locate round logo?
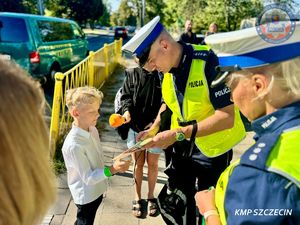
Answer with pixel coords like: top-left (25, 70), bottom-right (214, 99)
top-left (256, 4), bottom-right (296, 44)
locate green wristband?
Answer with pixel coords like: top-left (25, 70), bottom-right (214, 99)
top-left (104, 166), bottom-right (113, 177)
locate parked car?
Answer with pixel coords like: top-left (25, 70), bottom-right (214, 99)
top-left (114, 27), bottom-right (128, 40)
top-left (0, 12), bottom-right (89, 83)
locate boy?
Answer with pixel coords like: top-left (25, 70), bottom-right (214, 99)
top-left (62, 86), bottom-right (130, 225)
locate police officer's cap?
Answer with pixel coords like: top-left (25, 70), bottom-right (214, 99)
top-left (206, 22), bottom-right (300, 87)
top-left (122, 16), bottom-right (164, 67)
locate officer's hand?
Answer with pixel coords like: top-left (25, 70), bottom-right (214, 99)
top-left (195, 189), bottom-right (217, 215)
top-left (143, 130), bottom-right (176, 149)
top-left (136, 125), bottom-right (160, 142)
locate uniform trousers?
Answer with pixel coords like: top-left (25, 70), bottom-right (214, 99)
top-left (160, 141), bottom-right (232, 225)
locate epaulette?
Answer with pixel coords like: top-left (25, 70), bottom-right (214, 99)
top-left (192, 50), bottom-right (209, 61)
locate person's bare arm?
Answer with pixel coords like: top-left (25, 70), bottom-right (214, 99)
top-left (144, 104), bottom-right (234, 149)
top-left (136, 103), bottom-right (166, 140)
top-left (195, 189), bottom-right (222, 225)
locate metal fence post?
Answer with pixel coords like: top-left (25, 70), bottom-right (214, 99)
top-left (103, 43), bottom-right (109, 78)
top-left (49, 72), bottom-right (65, 158)
top-left (118, 38), bottom-right (123, 61)
top-left (88, 51), bottom-right (95, 86)
top-left (114, 39), bottom-right (118, 63)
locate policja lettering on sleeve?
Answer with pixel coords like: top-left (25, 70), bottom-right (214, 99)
top-left (215, 87), bottom-right (231, 98)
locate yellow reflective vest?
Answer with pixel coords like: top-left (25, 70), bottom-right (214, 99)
top-left (161, 45), bottom-right (246, 157)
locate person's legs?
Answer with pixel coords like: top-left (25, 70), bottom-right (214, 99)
top-left (74, 195), bottom-right (103, 225)
top-left (146, 152), bottom-right (160, 199)
top-left (132, 149), bottom-right (145, 218)
top-left (132, 151), bottom-right (146, 200)
top-left (127, 129), bottom-right (146, 217)
top-left (164, 146), bottom-right (173, 167)
top-left (160, 144), bottom-right (197, 225)
top-left (146, 151), bottom-right (160, 216)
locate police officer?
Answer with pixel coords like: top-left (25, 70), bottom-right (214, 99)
top-left (195, 22), bottom-right (300, 225)
top-left (122, 16), bottom-right (246, 225)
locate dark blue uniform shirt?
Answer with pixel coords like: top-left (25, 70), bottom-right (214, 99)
top-left (225, 101), bottom-right (300, 225)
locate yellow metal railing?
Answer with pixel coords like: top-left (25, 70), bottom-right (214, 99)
top-left (49, 38), bottom-right (123, 157)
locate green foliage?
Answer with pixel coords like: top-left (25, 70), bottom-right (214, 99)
top-left (2, 0), bottom-right (298, 31)
top-left (52, 131), bottom-right (68, 175)
top-left (53, 155), bottom-right (66, 175)
top-left (201, 0), bottom-right (263, 31)
top-left (0, 0), bottom-right (24, 12)
top-left (0, 0), bottom-right (38, 14)
top-left (163, 0), bottom-right (264, 32)
top-left (46, 0), bottom-right (104, 25)
top-left (22, 0), bottom-right (39, 14)
top-left (162, 0), bottom-right (206, 32)
top-left (112, 0), bottom-right (166, 27)
top-left (98, 5), bottom-right (111, 26)
top-left (110, 0), bottom-right (137, 26)
top-left (145, 0), bottom-right (166, 24)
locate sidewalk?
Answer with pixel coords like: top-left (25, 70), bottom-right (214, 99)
top-left (42, 58), bottom-right (255, 225)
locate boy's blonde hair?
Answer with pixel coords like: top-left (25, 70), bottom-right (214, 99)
top-left (66, 86), bottom-right (104, 110)
top-left (0, 60), bottom-right (56, 225)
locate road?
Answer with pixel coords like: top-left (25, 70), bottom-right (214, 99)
top-left (86, 34), bottom-right (114, 51)
top-left (86, 34), bottom-right (130, 51)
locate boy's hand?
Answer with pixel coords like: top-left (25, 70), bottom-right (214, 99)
top-left (110, 158), bottom-right (131, 174)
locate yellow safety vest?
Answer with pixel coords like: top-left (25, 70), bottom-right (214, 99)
top-left (161, 45), bottom-right (246, 157)
top-left (215, 160), bottom-right (239, 225)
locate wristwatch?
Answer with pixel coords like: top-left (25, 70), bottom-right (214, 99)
top-left (175, 130), bottom-right (185, 141)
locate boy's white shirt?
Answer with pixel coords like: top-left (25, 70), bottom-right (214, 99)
top-left (62, 124), bottom-right (108, 205)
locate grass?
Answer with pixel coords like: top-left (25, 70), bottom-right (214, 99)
top-left (53, 131), bottom-right (69, 175)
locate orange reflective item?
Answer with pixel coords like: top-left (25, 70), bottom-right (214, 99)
top-left (109, 113), bottom-right (125, 128)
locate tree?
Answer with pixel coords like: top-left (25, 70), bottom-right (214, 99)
top-left (115, 0), bottom-right (166, 27)
top-left (0, 0), bottom-right (38, 14)
top-left (111, 0), bottom-right (141, 26)
top-left (198, 0), bottom-right (263, 31)
top-left (145, 0), bottom-right (166, 24)
top-left (22, 0), bottom-right (39, 14)
top-left (163, 0), bottom-right (263, 33)
top-left (46, 0), bottom-right (104, 26)
top-left (117, 0), bottom-right (136, 26)
top-left (0, 0), bottom-right (24, 12)
top-left (162, 0), bottom-right (207, 32)
top-left (110, 12), bottom-right (119, 26)
top-left (98, 5), bottom-right (110, 26)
